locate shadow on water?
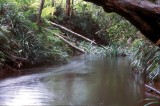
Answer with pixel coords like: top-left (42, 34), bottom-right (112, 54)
top-left (0, 55), bottom-right (146, 106)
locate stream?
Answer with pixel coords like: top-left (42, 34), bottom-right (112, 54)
top-left (0, 55), bottom-right (146, 106)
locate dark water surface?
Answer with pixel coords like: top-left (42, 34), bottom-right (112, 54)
top-left (0, 55), bottom-right (145, 106)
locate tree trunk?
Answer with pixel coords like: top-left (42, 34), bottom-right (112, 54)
top-left (66, 0), bottom-right (71, 16)
top-left (37, 0), bottom-right (45, 25)
top-left (52, 0), bottom-right (54, 7)
top-left (71, 0), bottom-right (74, 16)
top-left (84, 0), bottom-right (160, 46)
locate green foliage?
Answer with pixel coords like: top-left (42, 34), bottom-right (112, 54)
top-left (107, 14), bottom-right (137, 45)
top-left (77, 41), bottom-right (128, 56)
top-left (51, 0), bottom-right (135, 58)
top-left (78, 41), bottom-right (106, 54)
top-left (139, 98), bottom-right (160, 106)
top-left (42, 6), bottom-right (56, 18)
top-left (130, 38), bottom-right (160, 80)
top-left (104, 44), bottom-right (129, 56)
top-left (0, 51), bottom-right (6, 67)
top-left (0, 1), bottom-right (72, 69)
top-left (72, 0), bottom-right (137, 45)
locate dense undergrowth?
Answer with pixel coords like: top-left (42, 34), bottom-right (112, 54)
top-left (130, 39), bottom-right (160, 81)
top-left (0, 1), bottom-right (73, 73)
top-left (53, 0), bottom-right (136, 55)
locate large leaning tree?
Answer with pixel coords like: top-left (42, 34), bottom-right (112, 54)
top-left (84, 0), bottom-right (160, 46)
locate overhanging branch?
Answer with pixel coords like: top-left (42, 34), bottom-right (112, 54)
top-left (84, 0), bottom-right (160, 46)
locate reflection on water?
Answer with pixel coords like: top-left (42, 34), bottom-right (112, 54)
top-left (0, 55), bottom-right (144, 106)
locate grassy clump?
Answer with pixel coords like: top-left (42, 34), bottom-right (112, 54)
top-left (130, 38), bottom-right (160, 81)
top-left (0, 2), bottom-right (73, 70)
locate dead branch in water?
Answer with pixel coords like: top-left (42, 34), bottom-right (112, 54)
top-left (145, 84), bottom-right (160, 95)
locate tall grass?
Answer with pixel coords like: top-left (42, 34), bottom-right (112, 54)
top-left (0, 1), bottom-right (72, 69)
top-left (130, 38), bottom-right (160, 81)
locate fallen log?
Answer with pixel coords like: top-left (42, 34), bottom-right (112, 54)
top-left (60, 34), bottom-right (76, 43)
top-left (55, 34), bottom-right (86, 53)
top-left (45, 28), bottom-right (86, 53)
top-left (145, 84), bottom-right (160, 95)
top-left (49, 21), bottom-right (97, 45)
top-left (48, 22), bottom-right (108, 50)
top-left (44, 28), bottom-right (86, 53)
